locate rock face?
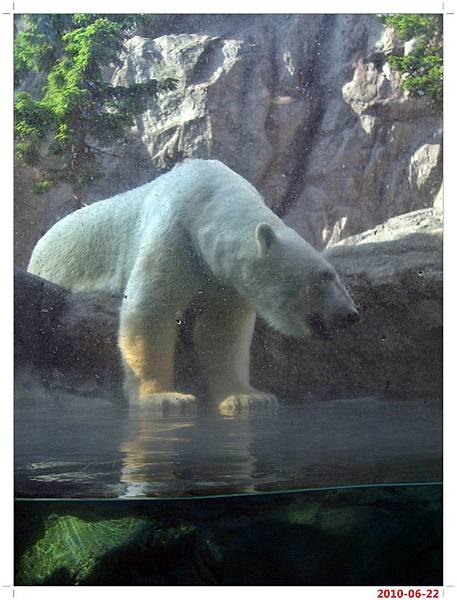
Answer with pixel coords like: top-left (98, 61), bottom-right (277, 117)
top-left (14, 14), bottom-right (442, 266)
top-left (15, 205), bottom-right (442, 402)
top-left (14, 269), bottom-right (121, 400)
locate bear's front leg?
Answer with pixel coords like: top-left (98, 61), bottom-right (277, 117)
top-left (193, 292), bottom-right (279, 416)
top-left (119, 303), bottom-right (196, 412)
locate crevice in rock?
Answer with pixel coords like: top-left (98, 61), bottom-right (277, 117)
top-left (190, 37), bottom-right (224, 86)
top-left (275, 15), bottom-right (335, 220)
top-left (259, 28), bottom-right (280, 184)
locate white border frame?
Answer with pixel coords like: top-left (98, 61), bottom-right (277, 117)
top-left (2, 1), bottom-right (455, 598)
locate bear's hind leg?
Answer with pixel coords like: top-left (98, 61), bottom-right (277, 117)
top-left (193, 293), bottom-right (278, 415)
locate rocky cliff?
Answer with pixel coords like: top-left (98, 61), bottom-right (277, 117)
top-left (15, 14), bottom-right (442, 266)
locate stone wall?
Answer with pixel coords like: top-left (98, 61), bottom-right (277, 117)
top-left (15, 14), bottom-right (442, 267)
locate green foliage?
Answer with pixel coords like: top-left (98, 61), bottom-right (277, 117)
top-left (380, 14), bottom-right (441, 40)
top-left (379, 14), bottom-right (442, 109)
top-left (14, 14), bottom-right (177, 194)
top-left (33, 179), bottom-right (53, 194)
top-left (14, 15), bottom-right (73, 84)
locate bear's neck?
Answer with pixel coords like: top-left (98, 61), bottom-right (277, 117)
top-left (194, 212), bottom-right (280, 288)
top-left (189, 185), bottom-right (284, 290)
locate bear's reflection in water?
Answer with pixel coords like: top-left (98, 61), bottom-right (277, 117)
top-left (14, 395), bottom-right (442, 498)
top-left (119, 405), bottom-right (262, 498)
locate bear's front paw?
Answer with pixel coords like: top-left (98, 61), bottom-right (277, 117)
top-left (132, 392), bottom-right (197, 414)
top-left (218, 392), bottom-right (279, 416)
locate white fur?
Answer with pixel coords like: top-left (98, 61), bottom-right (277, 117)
top-left (28, 159), bottom-right (357, 412)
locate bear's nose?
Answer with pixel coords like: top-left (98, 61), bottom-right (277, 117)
top-left (346, 309), bottom-right (360, 325)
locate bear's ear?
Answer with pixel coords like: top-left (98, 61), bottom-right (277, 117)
top-left (256, 223), bottom-right (277, 256)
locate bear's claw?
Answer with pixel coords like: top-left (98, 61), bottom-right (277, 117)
top-left (218, 392), bottom-right (279, 416)
top-left (132, 392), bottom-right (197, 413)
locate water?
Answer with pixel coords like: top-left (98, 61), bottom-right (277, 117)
top-left (15, 394), bottom-right (442, 498)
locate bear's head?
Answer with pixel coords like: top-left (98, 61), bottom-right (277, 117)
top-left (241, 223), bottom-right (360, 340)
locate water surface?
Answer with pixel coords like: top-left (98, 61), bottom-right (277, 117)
top-left (15, 394), bottom-right (442, 498)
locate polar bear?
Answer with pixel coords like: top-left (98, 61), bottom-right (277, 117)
top-left (28, 159), bottom-right (359, 414)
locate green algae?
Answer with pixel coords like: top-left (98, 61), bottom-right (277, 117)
top-left (16, 513), bottom-right (194, 585)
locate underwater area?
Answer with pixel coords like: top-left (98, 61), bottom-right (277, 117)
top-left (15, 483), bottom-right (443, 586)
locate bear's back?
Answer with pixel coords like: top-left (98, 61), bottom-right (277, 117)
top-left (27, 181), bottom-right (156, 294)
top-left (27, 159), bottom-right (269, 294)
